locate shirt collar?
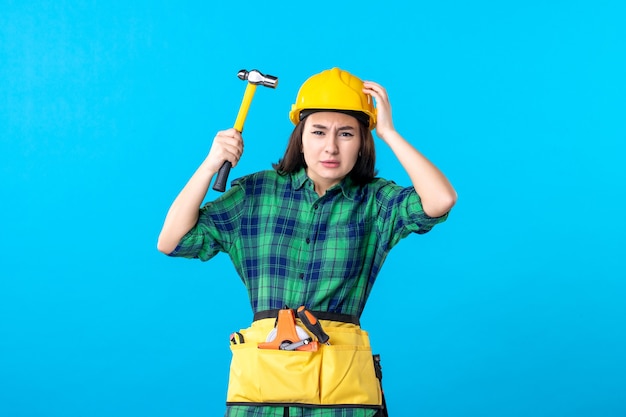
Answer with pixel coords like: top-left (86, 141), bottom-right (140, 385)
top-left (291, 168), bottom-right (311, 190)
top-left (290, 168), bottom-right (358, 201)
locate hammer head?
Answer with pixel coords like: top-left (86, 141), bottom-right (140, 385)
top-left (238, 69), bottom-right (278, 88)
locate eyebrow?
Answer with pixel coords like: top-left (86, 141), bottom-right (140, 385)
top-left (311, 124), bottom-right (356, 131)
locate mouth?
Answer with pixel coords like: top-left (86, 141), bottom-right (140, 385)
top-left (321, 160), bottom-right (340, 168)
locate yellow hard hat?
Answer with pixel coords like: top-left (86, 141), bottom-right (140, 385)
top-left (289, 67), bottom-right (377, 130)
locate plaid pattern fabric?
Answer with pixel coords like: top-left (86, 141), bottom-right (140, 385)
top-left (171, 168), bottom-right (447, 317)
top-left (170, 168), bottom-right (448, 416)
top-left (225, 405), bottom-right (379, 417)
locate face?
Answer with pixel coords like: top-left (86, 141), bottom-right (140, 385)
top-left (301, 111), bottom-right (361, 195)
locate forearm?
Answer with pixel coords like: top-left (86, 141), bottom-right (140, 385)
top-left (158, 128), bottom-right (244, 254)
top-left (384, 131), bottom-right (457, 217)
top-left (157, 162), bottom-right (216, 254)
top-left (362, 81), bottom-right (456, 217)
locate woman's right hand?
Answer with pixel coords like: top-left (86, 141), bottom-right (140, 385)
top-left (203, 128), bottom-right (244, 174)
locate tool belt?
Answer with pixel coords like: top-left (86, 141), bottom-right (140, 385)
top-left (226, 308), bottom-right (383, 409)
top-left (252, 309), bottom-right (361, 325)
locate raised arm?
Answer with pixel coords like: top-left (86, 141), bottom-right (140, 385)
top-left (157, 128), bottom-right (244, 254)
top-left (363, 81), bottom-right (457, 218)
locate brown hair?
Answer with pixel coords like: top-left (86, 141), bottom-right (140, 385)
top-left (272, 115), bottom-right (378, 186)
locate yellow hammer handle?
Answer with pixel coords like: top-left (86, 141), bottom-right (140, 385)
top-left (233, 83), bottom-right (257, 132)
top-left (214, 82), bottom-right (258, 192)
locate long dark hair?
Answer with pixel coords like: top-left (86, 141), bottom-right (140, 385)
top-left (272, 116), bottom-right (378, 186)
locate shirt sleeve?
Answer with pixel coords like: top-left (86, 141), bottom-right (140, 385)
top-left (168, 184), bottom-right (245, 261)
top-left (374, 180), bottom-right (449, 250)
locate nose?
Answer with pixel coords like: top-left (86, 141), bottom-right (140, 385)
top-left (324, 137), bottom-right (338, 154)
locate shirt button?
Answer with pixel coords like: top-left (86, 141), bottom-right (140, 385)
top-left (299, 273), bottom-right (305, 279)
top-left (314, 204), bottom-right (318, 210)
top-left (306, 238), bottom-right (311, 244)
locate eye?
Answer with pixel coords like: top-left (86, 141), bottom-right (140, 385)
top-left (339, 131), bottom-right (355, 138)
top-left (311, 130), bottom-right (325, 136)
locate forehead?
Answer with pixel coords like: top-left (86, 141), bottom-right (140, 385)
top-left (304, 111), bottom-right (360, 128)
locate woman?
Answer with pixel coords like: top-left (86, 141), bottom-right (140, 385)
top-left (158, 67), bottom-right (457, 417)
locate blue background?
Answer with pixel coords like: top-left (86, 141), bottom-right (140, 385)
top-left (1, 1), bottom-right (625, 416)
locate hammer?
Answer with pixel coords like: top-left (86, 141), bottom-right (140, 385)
top-left (212, 69), bottom-right (279, 192)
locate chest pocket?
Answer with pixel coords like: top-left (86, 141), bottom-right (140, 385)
top-left (318, 219), bottom-right (370, 278)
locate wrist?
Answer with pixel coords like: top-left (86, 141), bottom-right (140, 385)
top-left (376, 128), bottom-right (399, 143)
top-left (198, 159), bottom-right (220, 179)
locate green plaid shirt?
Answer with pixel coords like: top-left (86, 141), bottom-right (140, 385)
top-left (170, 168), bottom-right (448, 417)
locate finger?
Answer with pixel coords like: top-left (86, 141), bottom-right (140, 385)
top-left (223, 151), bottom-right (242, 167)
top-left (223, 136), bottom-right (245, 162)
top-left (208, 131), bottom-right (244, 168)
top-left (217, 140), bottom-right (243, 162)
top-left (215, 129), bottom-right (242, 142)
top-left (363, 80), bottom-right (381, 87)
top-left (217, 127), bottom-right (241, 136)
top-left (364, 86), bottom-right (388, 104)
top-left (364, 91), bottom-right (386, 110)
top-left (215, 132), bottom-right (244, 151)
top-left (363, 81), bottom-right (384, 92)
top-left (212, 146), bottom-right (242, 169)
top-left (363, 81), bottom-right (388, 95)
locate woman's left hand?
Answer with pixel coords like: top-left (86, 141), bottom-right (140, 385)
top-left (363, 81), bottom-right (395, 141)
